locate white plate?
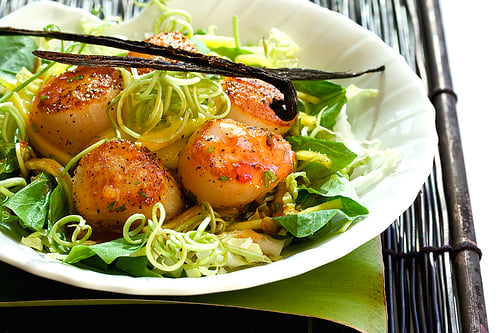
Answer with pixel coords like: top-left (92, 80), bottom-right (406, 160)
top-left (0, 0), bottom-right (437, 295)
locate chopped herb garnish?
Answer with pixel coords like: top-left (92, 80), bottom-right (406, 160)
top-left (67, 74), bottom-right (83, 82)
top-left (263, 170), bottom-right (277, 187)
top-left (138, 191), bottom-right (148, 198)
top-left (108, 201), bottom-right (117, 212)
top-left (108, 201), bottom-right (126, 212)
top-left (219, 176), bottom-right (229, 182)
top-left (206, 147), bottom-right (215, 153)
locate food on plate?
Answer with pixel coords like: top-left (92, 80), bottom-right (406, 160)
top-left (222, 77), bottom-right (296, 134)
top-left (73, 138), bottom-right (184, 239)
top-left (0, 2), bottom-right (399, 278)
top-left (29, 66), bottom-right (123, 161)
top-left (178, 118), bottom-right (294, 209)
top-left (127, 31), bottom-right (199, 75)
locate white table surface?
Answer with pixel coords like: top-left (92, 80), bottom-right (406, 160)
top-left (440, 1), bottom-right (498, 331)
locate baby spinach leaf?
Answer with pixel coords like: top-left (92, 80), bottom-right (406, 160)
top-left (3, 173), bottom-right (54, 231)
top-left (275, 173), bottom-right (368, 237)
top-left (0, 141), bottom-right (19, 179)
top-left (287, 135), bottom-right (357, 178)
top-left (47, 180), bottom-right (69, 228)
top-left (274, 209), bottom-right (340, 238)
top-left (301, 170), bottom-right (360, 200)
top-left (64, 236), bottom-right (144, 265)
top-left (293, 80), bottom-right (346, 128)
top-left (210, 46), bottom-right (253, 61)
top-left (115, 256), bottom-right (163, 277)
top-left (0, 207), bottom-right (27, 241)
top-left (189, 36), bottom-right (211, 55)
top-left (0, 36), bottom-right (37, 79)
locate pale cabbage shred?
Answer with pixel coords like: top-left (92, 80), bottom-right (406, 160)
top-left (6, 3), bottom-right (400, 278)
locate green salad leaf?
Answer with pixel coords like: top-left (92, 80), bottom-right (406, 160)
top-left (0, 141), bottom-right (19, 179)
top-left (0, 36), bottom-right (37, 79)
top-left (276, 134), bottom-right (367, 238)
top-left (293, 80), bottom-right (346, 128)
top-left (287, 135), bottom-right (357, 180)
top-left (274, 209), bottom-right (339, 238)
top-left (274, 173), bottom-right (368, 238)
top-left (209, 46), bottom-right (253, 61)
top-left (64, 236), bottom-right (145, 265)
top-left (3, 173), bottom-right (54, 231)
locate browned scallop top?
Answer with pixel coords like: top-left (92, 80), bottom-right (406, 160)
top-left (221, 77), bottom-right (293, 126)
top-left (74, 139), bottom-right (167, 210)
top-left (33, 66), bottom-right (123, 115)
top-left (187, 119), bottom-right (295, 185)
top-left (127, 31), bottom-right (199, 75)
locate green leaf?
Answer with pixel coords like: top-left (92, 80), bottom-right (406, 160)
top-left (275, 173), bottom-right (368, 237)
top-left (0, 36), bottom-right (37, 79)
top-left (115, 256), bottom-right (163, 277)
top-left (47, 180), bottom-right (69, 228)
top-left (189, 36), bottom-right (211, 55)
top-left (294, 80), bottom-right (346, 128)
top-left (274, 209), bottom-right (340, 237)
top-left (0, 207), bottom-right (27, 241)
top-left (287, 135), bottom-right (357, 178)
top-left (209, 46), bottom-right (252, 61)
top-left (0, 142), bottom-right (19, 179)
top-left (300, 171), bottom-right (359, 200)
top-left (64, 236), bottom-right (144, 265)
top-left (3, 173), bottom-right (53, 231)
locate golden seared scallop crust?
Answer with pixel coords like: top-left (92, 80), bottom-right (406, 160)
top-left (221, 77), bottom-right (296, 135)
top-left (30, 66), bottom-right (123, 158)
top-left (73, 139), bottom-right (184, 238)
top-left (127, 31), bottom-right (198, 75)
top-left (177, 119), bottom-right (295, 209)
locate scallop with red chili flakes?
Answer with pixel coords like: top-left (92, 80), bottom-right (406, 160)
top-left (72, 139), bottom-right (184, 238)
top-left (177, 118), bottom-right (295, 209)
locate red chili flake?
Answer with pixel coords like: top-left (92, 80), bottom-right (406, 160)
top-left (233, 162), bottom-right (253, 183)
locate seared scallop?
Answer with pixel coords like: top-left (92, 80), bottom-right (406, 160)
top-left (73, 139), bottom-right (184, 237)
top-left (30, 66), bottom-right (123, 159)
top-left (222, 77), bottom-right (296, 135)
top-left (127, 31), bottom-right (198, 75)
top-left (177, 119), bottom-right (295, 209)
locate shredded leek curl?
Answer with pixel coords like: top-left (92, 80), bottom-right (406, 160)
top-left (111, 70), bottom-right (230, 145)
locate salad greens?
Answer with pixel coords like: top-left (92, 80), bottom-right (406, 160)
top-left (0, 35), bottom-right (37, 79)
top-left (0, 2), bottom-right (400, 278)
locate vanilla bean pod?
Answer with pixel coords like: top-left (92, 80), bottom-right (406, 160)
top-left (0, 27), bottom-right (385, 120)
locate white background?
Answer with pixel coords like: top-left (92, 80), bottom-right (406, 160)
top-left (440, 1), bottom-right (499, 331)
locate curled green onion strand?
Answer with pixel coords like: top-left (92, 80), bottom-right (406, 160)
top-left (61, 138), bottom-right (109, 176)
top-left (15, 141), bottom-right (30, 178)
top-left (123, 213), bottom-right (147, 245)
top-left (132, 0), bottom-right (193, 36)
top-left (115, 70), bottom-right (230, 144)
top-left (0, 177), bottom-right (27, 197)
top-left (50, 215), bottom-right (92, 247)
top-left (0, 102), bottom-right (26, 143)
top-left (143, 202), bottom-right (228, 276)
top-left (155, 9), bottom-right (193, 36)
